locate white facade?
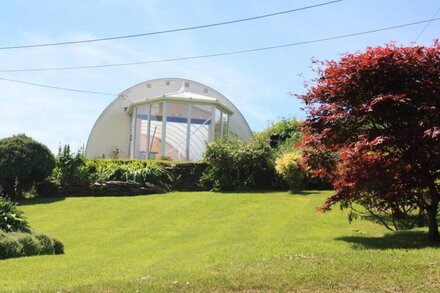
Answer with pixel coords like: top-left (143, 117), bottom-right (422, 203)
top-left (85, 78), bottom-right (253, 160)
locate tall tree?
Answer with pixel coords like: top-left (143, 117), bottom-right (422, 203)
top-left (299, 42), bottom-right (440, 243)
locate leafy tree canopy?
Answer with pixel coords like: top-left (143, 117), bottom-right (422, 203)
top-left (299, 41), bottom-right (440, 243)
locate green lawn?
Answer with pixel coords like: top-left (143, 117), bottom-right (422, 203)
top-left (1, 191), bottom-right (439, 292)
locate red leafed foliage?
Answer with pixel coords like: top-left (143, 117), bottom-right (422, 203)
top-left (298, 42), bottom-right (440, 243)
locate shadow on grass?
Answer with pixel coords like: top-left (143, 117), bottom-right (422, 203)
top-left (360, 213), bottom-right (432, 231)
top-left (296, 190), bottom-right (331, 196)
top-left (218, 189), bottom-right (287, 194)
top-left (18, 197), bottom-right (66, 206)
top-left (217, 189), bottom-right (331, 195)
top-left (336, 231), bottom-right (439, 249)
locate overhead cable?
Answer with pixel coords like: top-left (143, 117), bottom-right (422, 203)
top-left (0, 77), bottom-right (117, 96)
top-left (0, 0), bottom-right (342, 50)
top-left (1, 17), bottom-right (439, 73)
top-left (414, 6), bottom-right (440, 42)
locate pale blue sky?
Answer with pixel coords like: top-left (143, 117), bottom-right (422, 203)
top-left (0, 0), bottom-right (439, 153)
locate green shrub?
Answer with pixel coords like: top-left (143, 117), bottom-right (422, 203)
top-left (13, 233), bottom-right (40, 256)
top-left (0, 231), bottom-right (22, 259)
top-left (0, 231), bottom-right (64, 259)
top-left (51, 145), bottom-right (90, 187)
top-left (93, 160), bottom-right (168, 187)
top-left (35, 233), bottom-right (55, 254)
top-left (52, 238), bottom-right (64, 254)
top-left (254, 117), bottom-right (302, 154)
top-left (0, 198), bottom-right (64, 259)
top-left (0, 134), bottom-right (55, 198)
top-left (0, 197), bottom-right (31, 233)
top-left (162, 162), bottom-right (208, 191)
top-left (201, 138), bottom-right (276, 191)
top-left (47, 154), bottom-right (171, 195)
top-left (275, 153), bottom-right (305, 193)
top-left (51, 146), bottom-right (170, 189)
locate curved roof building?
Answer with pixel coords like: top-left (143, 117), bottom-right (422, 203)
top-left (85, 78), bottom-right (253, 160)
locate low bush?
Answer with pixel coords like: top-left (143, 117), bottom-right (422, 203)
top-left (49, 146), bottom-right (170, 193)
top-left (35, 233), bottom-right (56, 254)
top-left (0, 233), bottom-right (22, 259)
top-left (91, 160), bottom-right (169, 188)
top-left (13, 233), bottom-right (40, 256)
top-left (52, 237), bottom-right (64, 255)
top-left (201, 138), bottom-right (277, 191)
top-left (0, 231), bottom-right (64, 259)
top-left (275, 152), bottom-right (305, 193)
top-left (0, 197), bottom-right (31, 233)
top-left (0, 198), bottom-right (64, 259)
top-left (162, 162), bottom-right (208, 191)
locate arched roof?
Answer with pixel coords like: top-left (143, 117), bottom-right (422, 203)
top-left (85, 78), bottom-right (253, 159)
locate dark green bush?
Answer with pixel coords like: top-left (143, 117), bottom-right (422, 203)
top-left (0, 134), bottom-right (55, 198)
top-left (0, 197), bottom-right (31, 233)
top-left (0, 231), bottom-right (64, 259)
top-left (52, 238), bottom-right (64, 254)
top-left (162, 162), bottom-right (208, 191)
top-left (35, 233), bottom-right (55, 254)
top-left (0, 232), bottom-right (22, 259)
top-left (201, 138), bottom-right (276, 191)
top-left (13, 233), bottom-right (40, 256)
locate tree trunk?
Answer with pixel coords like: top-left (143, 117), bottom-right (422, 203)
top-left (416, 207), bottom-right (426, 228)
top-left (427, 199), bottom-right (439, 244)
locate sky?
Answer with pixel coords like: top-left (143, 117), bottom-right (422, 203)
top-left (0, 0), bottom-right (439, 153)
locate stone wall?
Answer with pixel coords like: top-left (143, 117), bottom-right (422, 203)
top-left (37, 180), bottom-right (165, 197)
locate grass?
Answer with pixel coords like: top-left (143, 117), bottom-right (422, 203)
top-left (1, 191), bottom-right (439, 292)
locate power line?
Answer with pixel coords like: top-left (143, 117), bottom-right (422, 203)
top-left (2, 17), bottom-right (439, 97)
top-left (0, 0), bottom-right (342, 50)
top-left (0, 77), bottom-right (117, 96)
top-left (414, 6), bottom-right (440, 42)
top-left (2, 17), bottom-right (439, 73)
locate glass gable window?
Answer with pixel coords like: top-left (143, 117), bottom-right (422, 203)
top-left (165, 103), bottom-right (189, 161)
top-left (214, 108), bottom-right (222, 139)
top-left (189, 104), bottom-right (212, 161)
top-left (222, 113), bottom-right (229, 137)
top-left (133, 105), bottom-right (150, 159)
top-left (148, 103), bottom-right (163, 160)
top-left (130, 101), bottom-right (230, 161)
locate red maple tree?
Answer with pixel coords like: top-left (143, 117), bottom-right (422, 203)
top-left (299, 42), bottom-right (440, 243)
